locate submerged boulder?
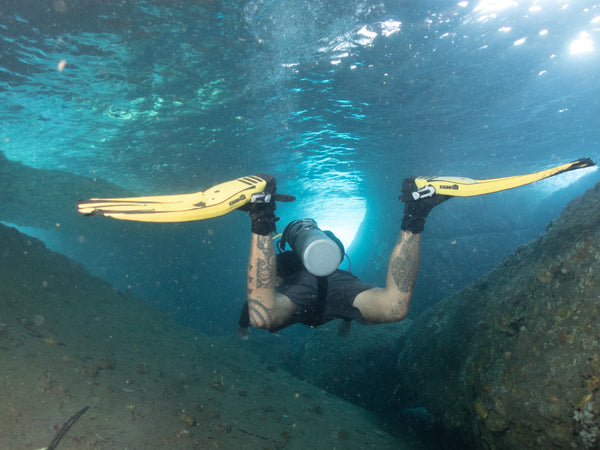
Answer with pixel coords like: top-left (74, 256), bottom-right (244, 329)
top-left (298, 322), bottom-right (408, 412)
top-left (396, 181), bottom-right (600, 448)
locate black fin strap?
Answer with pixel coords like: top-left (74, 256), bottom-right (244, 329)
top-left (238, 302), bottom-right (250, 328)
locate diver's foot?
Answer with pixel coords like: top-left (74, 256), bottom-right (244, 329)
top-left (400, 177), bottom-right (451, 234)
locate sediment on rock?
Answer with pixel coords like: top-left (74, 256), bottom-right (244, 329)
top-left (395, 181), bottom-right (600, 449)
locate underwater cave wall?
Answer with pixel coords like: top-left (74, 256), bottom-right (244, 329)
top-left (396, 180), bottom-right (600, 448)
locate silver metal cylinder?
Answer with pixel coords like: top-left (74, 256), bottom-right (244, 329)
top-left (286, 219), bottom-right (343, 277)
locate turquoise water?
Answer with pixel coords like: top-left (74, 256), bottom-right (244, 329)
top-left (1, 0), bottom-right (599, 331)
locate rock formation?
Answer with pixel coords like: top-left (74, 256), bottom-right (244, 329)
top-left (396, 181), bottom-right (600, 448)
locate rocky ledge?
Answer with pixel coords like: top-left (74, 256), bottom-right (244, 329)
top-left (396, 180), bottom-right (600, 448)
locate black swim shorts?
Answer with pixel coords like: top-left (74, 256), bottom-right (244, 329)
top-left (274, 268), bottom-right (374, 330)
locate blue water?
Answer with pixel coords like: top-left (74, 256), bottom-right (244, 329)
top-left (1, 0), bottom-right (599, 333)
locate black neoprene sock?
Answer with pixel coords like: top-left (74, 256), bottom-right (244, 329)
top-left (248, 203), bottom-right (277, 235)
top-left (239, 174), bottom-right (279, 235)
top-left (400, 178), bottom-right (450, 234)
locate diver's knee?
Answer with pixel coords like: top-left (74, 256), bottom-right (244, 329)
top-left (386, 301), bottom-right (409, 322)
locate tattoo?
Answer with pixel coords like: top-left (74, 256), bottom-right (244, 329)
top-left (247, 299), bottom-right (272, 328)
top-left (245, 235), bottom-right (278, 329)
top-left (247, 261), bottom-right (254, 297)
top-left (390, 232), bottom-right (419, 293)
top-left (256, 236), bottom-right (271, 251)
top-left (256, 258), bottom-right (272, 288)
top-left (255, 236), bottom-right (275, 289)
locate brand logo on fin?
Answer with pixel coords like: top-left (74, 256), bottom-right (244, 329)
top-left (229, 194), bottom-right (246, 206)
top-left (439, 184), bottom-right (459, 190)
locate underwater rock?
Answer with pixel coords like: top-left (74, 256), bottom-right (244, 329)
top-left (395, 181), bottom-right (600, 448)
top-left (299, 322), bottom-right (409, 412)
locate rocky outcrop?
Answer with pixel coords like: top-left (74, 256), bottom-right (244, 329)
top-left (396, 181), bottom-right (600, 448)
top-left (298, 322), bottom-right (409, 412)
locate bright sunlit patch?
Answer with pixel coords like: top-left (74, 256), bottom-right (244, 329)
top-left (380, 19), bottom-right (402, 37)
top-left (296, 197), bottom-right (366, 251)
top-left (592, 15), bottom-right (600, 24)
top-left (539, 29), bottom-right (548, 36)
top-left (514, 37), bottom-right (527, 46)
top-left (313, 208), bottom-right (366, 251)
top-left (282, 170), bottom-right (367, 251)
top-left (474, 0), bottom-right (517, 14)
top-left (569, 31), bottom-right (594, 54)
top-left (358, 25), bottom-right (378, 41)
top-left (318, 18), bottom-right (400, 62)
top-left (458, 1), bottom-right (469, 7)
top-left (499, 26), bottom-right (511, 32)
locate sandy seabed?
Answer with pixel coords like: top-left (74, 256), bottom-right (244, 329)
top-left (0, 223), bottom-right (410, 449)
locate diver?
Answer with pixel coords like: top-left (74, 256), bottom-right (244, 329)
top-left (77, 158), bottom-right (595, 338)
top-left (236, 174), bottom-right (449, 339)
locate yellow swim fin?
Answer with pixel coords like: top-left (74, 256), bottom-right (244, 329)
top-left (78, 175), bottom-right (271, 223)
top-left (411, 158), bottom-right (596, 199)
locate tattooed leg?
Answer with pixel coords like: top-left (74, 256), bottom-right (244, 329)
top-left (246, 234), bottom-right (296, 330)
top-left (389, 231), bottom-right (420, 294)
top-left (352, 230), bottom-right (421, 323)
